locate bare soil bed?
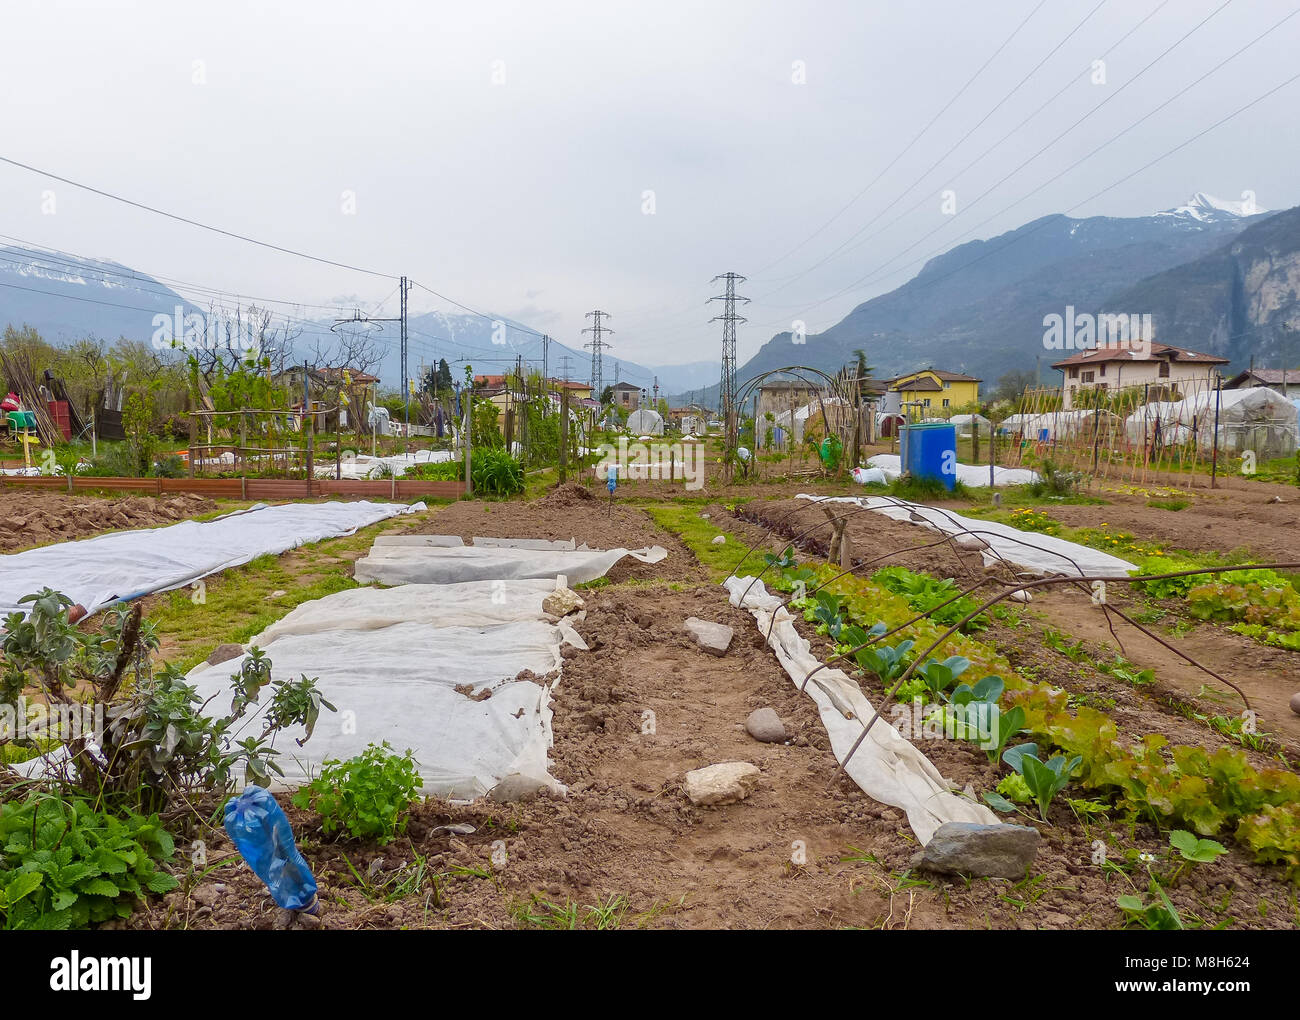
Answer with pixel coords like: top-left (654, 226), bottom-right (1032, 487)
top-left (402, 483), bottom-right (707, 583)
top-left (0, 489), bottom-right (216, 553)
top-left (733, 496), bottom-right (1300, 752)
top-left (1016, 487), bottom-right (1300, 565)
top-left (123, 486), bottom-right (1298, 930)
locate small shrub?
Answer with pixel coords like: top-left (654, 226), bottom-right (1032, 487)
top-left (403, 458), bottom-right (463, 481)
top-left (1027, 459), bottom-right (1078, 498)
top-left (293, 742), bottom-right (422, 844)
top-left (472, 449), bottom-right (525, 498)
top-left (151, 453), bottom-right (185, 478)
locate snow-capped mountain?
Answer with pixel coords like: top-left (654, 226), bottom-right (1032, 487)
top-left (0, 245), bottom-right (706, 395)
top-left (1157, 191), bottom-right (1269, 224)
top-left (0, 245), bottom-right (202, 342)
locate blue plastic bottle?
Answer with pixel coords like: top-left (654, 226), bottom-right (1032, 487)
top-left (223, 786), bottom-right (319, 913)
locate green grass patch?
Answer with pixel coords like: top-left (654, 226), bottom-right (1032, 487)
top-left (641, 503), bottom-right (751, 581)
top-left (148, 514), bottom-right (417, 671)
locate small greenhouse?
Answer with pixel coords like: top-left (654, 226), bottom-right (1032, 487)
top-left (625, 408), bottom-right (665, 436)
top-left (1123, 386), bottom-right (1298, 457)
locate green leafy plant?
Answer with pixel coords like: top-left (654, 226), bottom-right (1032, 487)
top-left (293, 742), bottom-right (423, 844)
top-left (916, 655), bottom-right (971, 700)
top-left (1002, 743), bottom-right (1081, 821)
top-left (472, 448), bottom-right (525, 497)
top-left (1169, 829), bottom-right (1227, 865)
top-left (996, 772), bottom-right (1032, 804)
top-left (871, 566), bottom-right (987, 632)
top-left (843, 629), bottom-right (913, 685)
top-left (0, 794), bottom-right (178, 930)
top-left (1117, 883), bottom-right (1184, 930)
top-left (811, 592), bottom-right (845, 640)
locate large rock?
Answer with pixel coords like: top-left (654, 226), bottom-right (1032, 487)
top-left (745, 707), bottom-right (787, 743)
top-left (915, 822), bottom-right (1040, 879)
top-left (1290, 691), bottom-right (1300, 716)
top-left (685, 617), bottom-right (733, 656)
top-left (207, 643), bottom-right (245, 666)
top-left (542, 587), bottom-right (585, 618)
top-left (683, 762), bottom-right (760, 806)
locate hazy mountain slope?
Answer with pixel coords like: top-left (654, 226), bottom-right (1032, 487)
top-left (686, 196), bottom-right (1276, 402)
top-left (1102, 204), bottom-right (1300, 368)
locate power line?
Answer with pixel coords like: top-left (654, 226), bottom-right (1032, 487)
top-left (627, 0), bottom-right (1156, 341)
top-left (758, 0), bottom-right (1171, 295)
top-left (751, 0), bottom-right (1112, 298)
top-left (752, 0), bottom-right (1284, 328)
top-left (0, 154), bottom-right (399, 280)
top-left (762, 64), bottom-right (1300, 337)
top-left (749, 0), bottom-right (1052, 280)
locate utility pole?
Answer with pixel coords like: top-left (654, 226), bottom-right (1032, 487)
top-left (558, 354), bottom-right (574, 383)
top-left (653, 375), bottom-right (659, 409)
top-left (542, 334), bottom-right (550, 384)
top-left (400, 275), bottom-right (410, 431)
top-left (709, 272), bottom-right (749, 473)
top-left (583, 310), bottom-right (613, 402)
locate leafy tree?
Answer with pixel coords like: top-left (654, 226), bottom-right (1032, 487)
top-left (991, 369), bottom-right (1039, 405)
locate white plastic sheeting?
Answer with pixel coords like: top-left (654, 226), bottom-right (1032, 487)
top-left (318, 448), bottom-right (454, 480)
top-left (948, 413), bottom-right (992, 438)
top-left (1000, 409), bottom-right (1119, 441)
top-left (865, 454), bottom-right (1039, 488)
top-left (625, 408), bottom-right (665, 435)
top-left (0, 500), bottom-right (422, 619)
top-left (354, 537), bottom-right (667, 586)
top-left (724, 575), bottom-right (998, 844)
top-left (796, 494), bottom-right (1136, 578)
top-left (1122, 386), bottom-right (1298, 458)
top-left (184, 579), bottom-right (581, 797)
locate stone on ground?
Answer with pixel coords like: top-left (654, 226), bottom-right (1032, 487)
top-left (684, 617), bottom-right (733, 656)
top-left (207, 643), bottom-right (245, 666)
top-left (914, 821), bottom-right (1040, 879)
top-left (710, 534), bottom-right (726, 545)
top-left (956, 534), bottom-right (989, 551)
top-left (542, 586), bottom-right (585, 618)
top-left (683, 762), bottom-right (761, 806)
top-left (1290, 691), bottom-right (1300, 716)
top-left (745, 707), bottom-right (787, 743)
top-left (488, 773), bottom-right (557, 803)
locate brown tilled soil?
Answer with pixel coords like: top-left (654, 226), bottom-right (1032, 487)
top-left (400, 483), bottom-right (706, 583)
top-left (0, 489), bottom-right (216, 553)
top-left (1019, 487), bottom-right (1300, 565)
top-left (733, 497), bottom-right (1300, 752)
top-left (123, 494), bottom-right (1300, 931)
top-left (128, 580), bottom-right (1298, 931)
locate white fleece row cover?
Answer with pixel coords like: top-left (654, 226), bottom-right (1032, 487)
top-left (725, 575), bottom-right (998, 844)
top-left (184, 578), bottom-right (582, 798)
top-left (796, 494), bottom-right (1135, 578)
top-left (0, 500), bottom-right (421, 619)
top-left (354, 537), bottom-right (667, 586)
top-left (865, 454), bottom-right (1039, 488)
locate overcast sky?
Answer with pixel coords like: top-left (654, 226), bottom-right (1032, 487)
top-left (3, 0), bottom-right (1298, 368)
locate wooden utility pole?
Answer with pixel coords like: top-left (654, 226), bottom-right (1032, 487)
top-left (303, 362), bottom-right (314, 491)
top-left (559, 388), bottom-right (569, 483)
top-left (464, 384), bottom-right (473, 497)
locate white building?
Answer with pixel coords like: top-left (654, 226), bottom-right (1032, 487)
top-left (1052, 341), bottom-right (1228, 410)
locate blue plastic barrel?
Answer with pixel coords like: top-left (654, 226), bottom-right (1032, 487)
top-left (902, 422), bottom-right (957, 490)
